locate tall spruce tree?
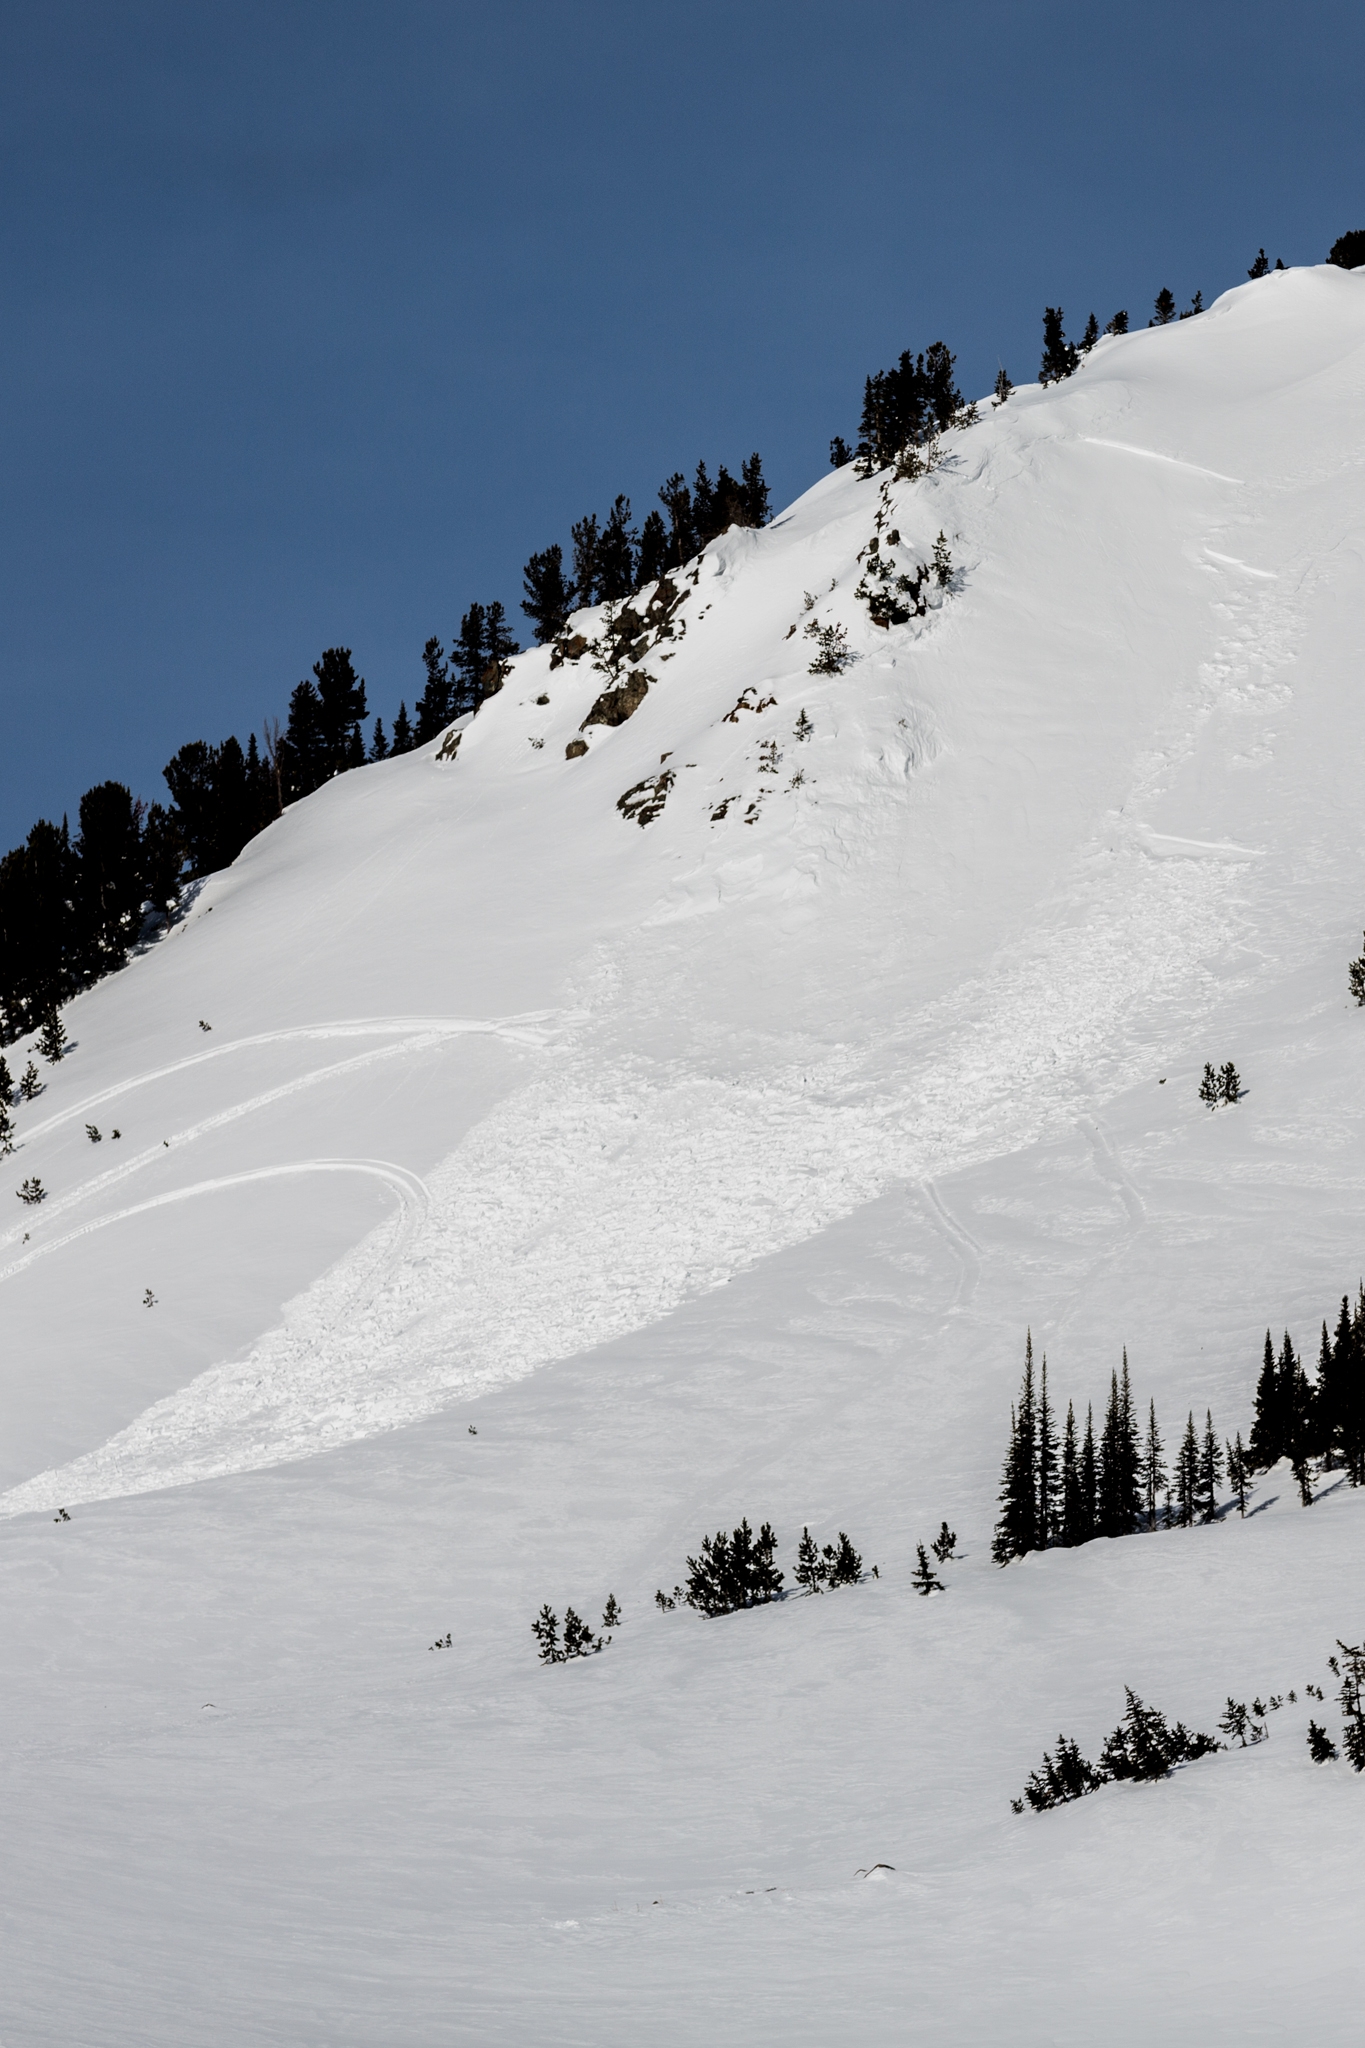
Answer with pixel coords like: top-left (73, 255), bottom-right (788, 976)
top-left (1197, 1410), bottom-right (1223, 1523)
top-left (521, 543), bottom-right (575, 644)
top-left (1039, 308), bottom-right (1079, 384)
top-left (1080, 1403), bottom-right (1098, 1542)
top-left (414, 638), bottom-right (457, 744)
top-left (1061, 1399), bottom-right (1086, 1546)
top-left (570, 515), bottom-right (601, 610)
top-left (596, 497), bottom-right (637, 601)
top-left (1142, 1398), bottom-right (1166, 1530)
top-left (1037, 1355), bottom-right (1059, 1548)
top-left (1175, 1411), bottom-right (1200, 1527)
top-left (992, 1332), bottom-right (1039, 1563)
top-left (1152, 288), bottom-right (1177, 325)
top-left (1249, 1328), bottom-right (1281, 1468)
top-left (635, 511), bottom-right (670, 587)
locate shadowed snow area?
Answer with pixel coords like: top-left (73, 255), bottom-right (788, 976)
top-left (2, 266), bottom-right (1364, 2044)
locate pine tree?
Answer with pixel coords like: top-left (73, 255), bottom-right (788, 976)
top-left (1327, 232), bottom-right (1365, 271)
top-left (635, 511), bottom-right (670, 587)
top-left (825, 1532), bottom-right (863, 1586)
top-left (1219, 1061), bottom-right (1241, 1104)
top-left (1060, 1400), bottom-right (1084, 1546)
top-left (1249, 1328), bottom-right (1281, 1468)
top-left (1080, 311), bottom-right (1100, 352)
top-left (932, 533), bottom-right (953, 589)
top-left (414, 637), bottom-right (457, 743)
top-left (740, 453), bottom-right (770, 526)
top-left (370, 718), bottom-right (389, 761)
top-left (1199, 1062), bottom-right (1221, 1108)
top-left (561, 1606), bottom-right (602, 1658)
top-left (1175, 1411), bottom-right (1199, 1527)
top-left (1348, 934), bottom-right (1365, 1006)
top-left (0, 1054), bottom-right (11, 1102)
top-left (912, 1543), bottom-right (944, 1595)
top-left (0, 1102), bottom-right (14, 1157)
top-left (1142, 1398), bottom-right (1166, 1529)
top-left (521, 543), bottom-right (575, 643)
top-left (484, 602), bottom-right (519, 691)
top-left (391, 702), bottom-right (413, 754)
top-left (19, 1060), bottom-right (41, 1101)
top-left (992, 366), bottom-right (1012, 404)
top-left (1080, 1403), bottom-right (1098, 1542)
top-left (1336, 1639), bottom-right (1365, 1770)
top-left (1338, 1290), bottom-right (1365, 1484)
top-left (1097, 1361), bottom-right (1140, 1538)
top-left (1104, 310), bottom-right (1129, 335)
top-left (596, 497), bottom-right (637, 602)
top-left (1307, 1719), bottom-right (1339, 1763)
top-left (37, 1010), bottom-right (67, 1063)
top-left (1197, 1409), bottom-right (1223, 1523)
top-left (1151, 288), bottom-right (1177, 325)
top-left (570, 514), bottom-right (601, 610)
top-left (1039, 307), bottom-right (1079, 384)
top-left (657, 473), bottom-right (696, 567)
top-left (829, 436), bottom-right (853, 468)
top-left (601, 1594), bottom-right (621, 1632)
top-left (931, 1520), bottom-right (958, 1562)
top-left (992, 1333), bottom-right (1039, 1562)
top-left (1037, 1355), bottom-right (1058, 1547)
top-left (1248, 248), bottom-right (1270, 279)
top-left (531, 1604), bottom-right (561, 1664)
top-left (1226, 1431), bottom-right (1250, 1515)
top-left (795, 1526), bottom-right (827, 1593)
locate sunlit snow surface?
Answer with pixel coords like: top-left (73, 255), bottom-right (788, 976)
top-left (2, 266), bottom-right (1364, 2043)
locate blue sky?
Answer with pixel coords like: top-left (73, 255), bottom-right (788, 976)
top-left (1, 0), bottom-right (1361, 847)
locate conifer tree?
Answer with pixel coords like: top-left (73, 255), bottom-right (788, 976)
top-left (1219, 1061), bottom-right (1241, 1104)
top-left (1175, 1411), bottom-right (1199, 1527)
top-left (596, 496), bottom-right (637, 602)
top-left (414, 637), bottom-right (457, 743)
top-left (635, 511), bottom-right (670, 587)
top-left (1142, 1398), bottom-right (1166, 1529)
top-left (1327, 231), bottom-right (1365, 270)
top-left (657, 473), bottom-right (697, 567)
top-left (1080, 312), bottom-right (1100, 352)
top-left (1248, 248), bottom-right (1271, 279)
top-left (1151, 288), bottom-right (1177, 325)
top-left (370, 718), bottom-right (389, 761)
top-left (19, 1060), bottom-right (40, 1101)
top-left (795, 1526), bottom-right (827, 1593)
top-left (1307, 1719), bottom-right (1338, 1763)
top-left (992, 1333), bottom-right (1039, 1562)
top-left (825, 1532), bottom-right (864, 1586)
top-left (391, 702), bottom-right (413, 754)
top-left (1060, 1400), bottom-right (1084, 1546)
top-left (912, 1543), bottom-right (944, 1594)
top-left (992, 366), bottom-right (1012, 404)
top-left (570, 514), bottom-right (601, 610)
top-left (1197, 1409), bottom-right (1223, 1523)
top-left (1199, 1062), bottom-right (1221, 1108)
top-left (740, 453), bottom-right (770, 526)
top-left (521, 543), bottom-right (575, 643)
top-left (829, 436), bottom-right (853, 468)
top-left (1226, 1431), bottom-right (1250, 1514)
top-left (37, 1010), bottom-right (67, 1063)
top-left (1039, 308), bottom-right (1079, 384)
top-left (1037, 1355), bottom-right (1058, 1547)
top-left (531, 1604), bottom-right (561, 1663)
top-left (1249, 1328), bottom-right (1281, 1468)
top-left (0, 1054), bottom-right (10, 1102)
top-left (931, 1520), bottom-right (958, 1562)
top-left (0, 1102), bottom-right (13, 1157)
top-left (1104, 310), bottom-right (1129, 335)
top-left (1336, 1639), bottom-right (1365, 1769)
top-left (1080, 1403), bottom-right (1098, 1541)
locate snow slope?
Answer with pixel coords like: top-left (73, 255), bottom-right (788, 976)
top-left (2, 263), bottom-right (1365, 2043)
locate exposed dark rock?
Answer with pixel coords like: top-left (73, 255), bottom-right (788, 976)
top-left (617, 770), bottom-right (674, 826)
top-left (582, 673), bottom-right (650, 729)
top-left (435, 729), bottom-right (463, 762)
top-left (565, 738), bottom-right (588, 759)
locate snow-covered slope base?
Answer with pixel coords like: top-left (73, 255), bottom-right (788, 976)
top-left (3, 266), bottom-right (1365, 2044)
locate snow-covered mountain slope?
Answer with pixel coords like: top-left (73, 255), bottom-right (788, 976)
top-left (3, 263), bottom-right (1364, 2045)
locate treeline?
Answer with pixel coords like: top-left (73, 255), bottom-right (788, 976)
top-left (519, 455), bottom-right (770, 646)
top-left (992, 1295), bottom-right (1365, 1566)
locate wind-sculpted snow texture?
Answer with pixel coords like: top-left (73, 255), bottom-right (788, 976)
top-left (2, 268), bottom-right (1365, 2044)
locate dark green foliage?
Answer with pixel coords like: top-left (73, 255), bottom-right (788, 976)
top-left (804, 620), bottom-right (852, 675)
top-left (597, 496), bottom-right (637, 602)
top-left (1021, 1735), bottom-right (1104, 1810)
top-left (560, 1606), bottom-right (602, 1658)
top-left (829, 435), bottom-right (853, 467)
top-left (19, 1061), bottom-right (40, 1101)
top-left (391, 702), bottom-right (414, 754)
top-left (1080, 312), bottom-right (1100, 352)
top-left (911, 1543), bottom-right (943, 1595)
top-left (1096, 1355), bottom-right (1142, 1538)
top-left (931, 1520), bottom-right (957, 1563)
top-left (795, 1526), bottom-right (826, 1592)
top-left (1039, 307), bottom-right (1079, 385)
top-left (1335, 1639), bottom-right (1365, 1769)
top-left (1347, 934), bottom-right (1365, 1006)
top-left (993, 1333), bottom-right (1039, 1562)
top-left (1104, 310), bottom-right (1129, 335)
top-left (1179, 290), bottom-right (1205, 319)
top-left (521, 542), bottom-right (575, 643)
top-left (0, 1103), bottom-right (14, 1156)
top-left (1307, 1719), bottom-right (1338, 1762)
top-left (855, 343), bottom-right (962, 473)
top-left (1142, 1399), bottom-right (1166, 1529)
top-left (1198, 1409), bottom-right (1223, 1523)
top-left (1200, 1062), bottom-right (1220, 1108)
top-left (932, 532), bottom-right (953, 588)
top-left (414, 639), bottom-right (458, 743)
top-left (1219, 1061), bottom-right (1241, 1103)
top-left (17, 1176), bottom-right (45, 1204)
top-left (1098, 1687), bottom-right (1219, 1780)
top-left (1248, 249), bottom-right (1271, 279)
top-left (0, 1054), bottom-right (11, 1101)
top-left (1174, 1410), bottom-right (1199, 1528)
top-left (279, 647), bottom-right (368, 799)
top-left (1037, 1356), bottom-right (1059, 1548)
top-left (658, 474), bottom-right (696, 568)
top-left (1060, 1399), bottom-right (1088, 1546)
top-left (369, 719), bottom-right (389, 761)
top-left (825, 1532), bottom-right (864, 1587)
top-left (1151, 288), bottom-right (1177, 326)
top-left (635, 512), bottom-right (670, 586)
top-left (570, 514), bottom-right (601, 609)
top-left (684, 1518), bottom-right (783, 1616)
top-left (992, 366), bottom-right (1012, 404)
top-left (601, 1594), bottom-right (621, 1632)
top-left (1226, 1431), bottom-right (1250, 1515)
top-left (531, 1605), bottom-right (559, 1663)
top-left (1327, 231), bottom-right (1365, 270)
top-left (37, 1010), bottom-right (67, 1064)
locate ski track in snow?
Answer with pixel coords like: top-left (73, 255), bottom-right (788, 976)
top-left (0, 412), bottom-right (1316, 1518)
top-left (0, 1160), bottom-right (428, 1285)
top-left (0, 842), bottom-right (1238, 1516)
